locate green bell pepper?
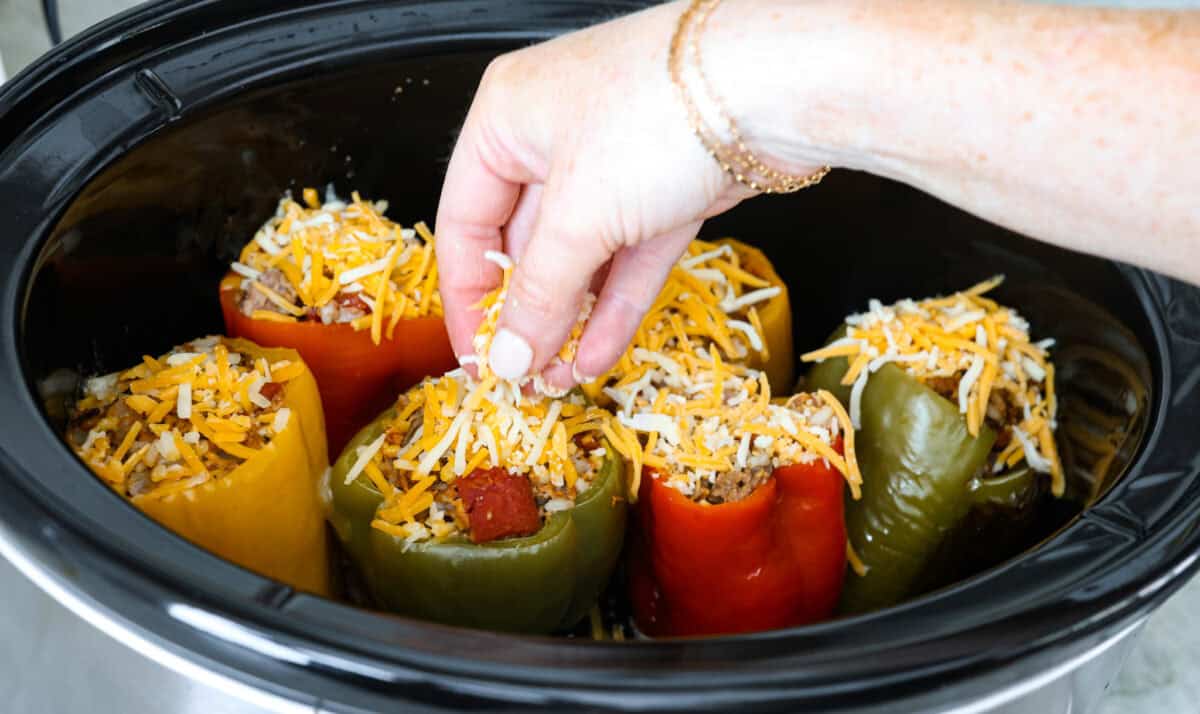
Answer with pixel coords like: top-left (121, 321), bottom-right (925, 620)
top-left (326, 408), bottom-right (627, 634)
top-left (911, 467), bottom-right (1046, 593)
top-left (807, 340), bottom-right (1043, 614)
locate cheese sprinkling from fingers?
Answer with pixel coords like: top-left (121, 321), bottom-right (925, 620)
top-left (580, 239), bottom-right (784, 406)
top-left (469, 250), bottom-right (597, 398)
top-left (363, 250), bottom-right (617, 544)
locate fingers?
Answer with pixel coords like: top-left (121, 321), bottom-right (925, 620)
top-left (436, 22), bottom-right (743, 383)
top-left (435, 111), bottom-right (539, 362)
top-left (572, 222), bottom-right (701, 381)
top-left (503, 183), bottom-right (543, 264)
top-left (488, 180), bottom-right (613, 380)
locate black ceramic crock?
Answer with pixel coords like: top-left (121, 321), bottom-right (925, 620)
top-left (1, 2), bottom-right (1199, 712)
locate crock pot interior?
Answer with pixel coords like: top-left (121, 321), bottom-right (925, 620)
top-left (4, 3), bottom-right (1197, 710)
top-left (24, 47), bottom-right (1159, 602)
top-left (21, 44), bottom-right (1160, 628)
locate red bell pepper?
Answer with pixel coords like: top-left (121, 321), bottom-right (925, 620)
top-left (219, 274), bottom-right (456, 453)
top-left (630, 458), bottom-right (846, 637)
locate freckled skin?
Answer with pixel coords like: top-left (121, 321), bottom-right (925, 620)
top-left (437, 0), bottom-right (1200, 384)
top-left (700, 0), bottom-right (1200, 286)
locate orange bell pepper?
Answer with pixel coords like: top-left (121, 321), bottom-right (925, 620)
top-left (220, 274), bottom-right (456, 454)
top-left (630, 457), bottom-right (845, 637)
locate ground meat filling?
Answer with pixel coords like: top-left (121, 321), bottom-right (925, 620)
top-left (604, 346), bottom-right (860, 505)
top-left (236, 265), bottom-right (368, 324)
top-left (920, 373), bottom-right (1028, 469)
top-left (370, 412), bottom-right (601, 544)
top-left (699, 467), bottom-right (774, 505)
top-left (236, 267), bottom-right (298, 317)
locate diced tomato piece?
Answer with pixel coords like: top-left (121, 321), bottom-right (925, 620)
top-left (458, 467), bottom-right (542, 544)
top-left (258, 382), bottom-right (283, 400)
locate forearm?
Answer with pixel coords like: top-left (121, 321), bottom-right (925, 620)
top-left (706, 0), bottom-right (1200, 284)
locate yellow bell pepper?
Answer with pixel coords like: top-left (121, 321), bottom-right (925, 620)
top-left (70, 337), bottom-right (330, 595)
top-left (720, 239), bottom-right (794, 394)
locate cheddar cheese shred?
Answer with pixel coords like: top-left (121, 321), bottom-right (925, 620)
top-left (230, 188), bottom-right (440, 344)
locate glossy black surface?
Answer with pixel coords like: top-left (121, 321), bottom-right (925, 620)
top-left (1, 1), bottom-right (1199, 711)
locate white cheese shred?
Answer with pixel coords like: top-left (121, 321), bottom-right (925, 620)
top-left (345, 433), bottom-right (387, 485)
top-left (176, 382), bottom-right (192, 420)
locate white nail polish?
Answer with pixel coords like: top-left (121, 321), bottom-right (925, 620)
top-left (489, 328), bottom-right (533, 380)
top-left (571, 362), bottom-right (597, 385)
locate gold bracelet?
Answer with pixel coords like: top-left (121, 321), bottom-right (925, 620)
top-left (668, 0), bottom-right (830, 194)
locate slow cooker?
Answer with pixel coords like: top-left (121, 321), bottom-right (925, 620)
top-left (2, 2), bottom-right (1199, 712)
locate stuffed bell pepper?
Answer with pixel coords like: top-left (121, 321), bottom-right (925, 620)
top-left (220, 189), bottom-right (456, 453)
top-left (582, 238), bottom-right (794, 400)
top-left (66, 336), bottom-right (330, 594)
top-left (803, 277), bottom-right (1063, 613)
top-left (326, 250), bottom-right (627, 634)
top-left (605, 345), bottom-right (862, 637)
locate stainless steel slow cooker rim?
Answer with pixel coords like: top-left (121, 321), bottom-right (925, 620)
top-left (0, 441), bottom-right (1180, 714)
top-left (1, 0), bottom-right (1199, 710)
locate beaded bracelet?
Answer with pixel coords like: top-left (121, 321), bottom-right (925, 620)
top-left (668, 0), bottom-right (831, 194)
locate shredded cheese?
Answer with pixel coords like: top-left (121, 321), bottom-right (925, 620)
top-left (801, 276), bottom-right (1064, 495)
top-left (358, 255), bottom-right (618, 543)
top-left (606, 344), bottom-right (861, 502)
top-left (67, 337), bottom-right (301, 499)
top-left (583, 239), bottom-right (787, 401)
top-left (231, 190), bottom-right (441, 343)
top-left (362, 369), bottom-right (613, 544)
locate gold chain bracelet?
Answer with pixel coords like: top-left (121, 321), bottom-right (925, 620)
top-left (668, 0), bottom-right (830, 194)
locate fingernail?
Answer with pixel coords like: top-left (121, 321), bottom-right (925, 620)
top-left (571, 362), bottom-right (598, 385)
top-left (489, 328), bottom-right (533, 380)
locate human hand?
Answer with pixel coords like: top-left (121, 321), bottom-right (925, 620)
top-left (434, 1), bottom-right (830, 388)
top-left (439, 0), bottom-right (1200, 384)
